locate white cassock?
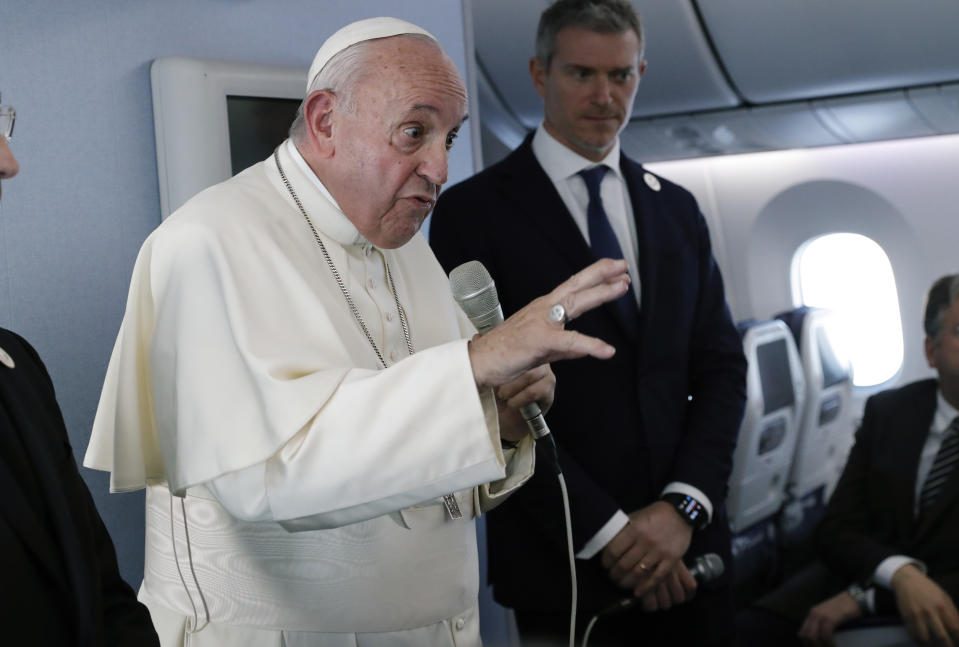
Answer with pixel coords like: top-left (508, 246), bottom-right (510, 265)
top-left (85, 139), bottom-right (534, 646)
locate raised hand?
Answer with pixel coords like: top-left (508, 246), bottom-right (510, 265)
top-left (468, 258), bottom-right (630, 388)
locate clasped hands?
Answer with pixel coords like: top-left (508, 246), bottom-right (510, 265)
top-left (600, 500), bottom-right (697, 612)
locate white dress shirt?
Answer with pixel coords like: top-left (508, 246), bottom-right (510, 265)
top-left (531, 125), bottom-right (641, 308)
top-left (531, 125), bottom-right (713, 558)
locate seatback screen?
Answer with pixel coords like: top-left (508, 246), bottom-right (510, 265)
top-left (757, 338), bottom-right (795, 414)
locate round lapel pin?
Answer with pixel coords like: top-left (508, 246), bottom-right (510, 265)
top-left (0, 346), bottom-right (15, 369)
top-left (643, 172), bottom-right (661, 192)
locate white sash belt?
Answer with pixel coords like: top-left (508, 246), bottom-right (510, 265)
top-left (141, 483), bottom-right (479, 633)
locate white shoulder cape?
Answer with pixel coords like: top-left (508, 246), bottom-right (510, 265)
top-left (85, 142), bottom-right (507, 512)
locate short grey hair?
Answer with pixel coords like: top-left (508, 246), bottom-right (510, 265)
top-left (535, 0), bottom-right (644, 68)
top-left (289, 33), bottom-right (439, 144)
top-left (923, 274), bottom-right (959, 341)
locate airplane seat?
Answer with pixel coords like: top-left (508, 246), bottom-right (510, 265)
top-left (773, 307), bottom-right (853, 571)
top-left (726, 319), bottom-right (806, 605)
top-left (834, 617), bottom-right (918, 647)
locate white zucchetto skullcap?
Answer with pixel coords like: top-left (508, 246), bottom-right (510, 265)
top-left (306, 17), bottom-right (437, 92)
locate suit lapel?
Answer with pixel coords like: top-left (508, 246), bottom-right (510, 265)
top-left (894, 384), bottom-right (938, 541)
top-left (621, 155), bottom-right (656, 347)
top-left (501, 141), bottom-right (643, 342)
top-left (502, 140), bottom-right (594, 271)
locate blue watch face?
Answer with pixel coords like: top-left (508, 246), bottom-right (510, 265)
top-left (673, 495), bottom-right (705, 528)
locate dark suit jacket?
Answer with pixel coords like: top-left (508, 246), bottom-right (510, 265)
top-left (0, 327), bottom-right (158, 646)
top-left (818, 378), bottom-right (959, 615)
top-left (430, 136), bottom-right (747, 619)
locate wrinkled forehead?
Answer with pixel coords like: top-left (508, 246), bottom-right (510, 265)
top-left (361, 38), bottom-right (468, 110)
top-left (372, 37), bottom-right (464, 84)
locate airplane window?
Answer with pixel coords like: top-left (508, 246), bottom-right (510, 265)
top-left (793, 233), bottom-right (903, 387)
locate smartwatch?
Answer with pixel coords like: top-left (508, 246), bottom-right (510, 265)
top-left (661, 493), bottom-right (708, 530)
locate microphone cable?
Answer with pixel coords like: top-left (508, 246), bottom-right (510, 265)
top-left (447, 261), bottom-right (577, 646)
top-left (541, 432), bottom-right (578, 647)
top-left (581, 597), bottom-right (636, 647)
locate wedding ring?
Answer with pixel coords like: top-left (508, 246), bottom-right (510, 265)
top-left (638, 562), bottom-right (650, 572)
top-left (548, 304), bottom-right (568, 325)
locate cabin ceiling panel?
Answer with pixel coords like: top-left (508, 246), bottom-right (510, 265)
top-left (472, 0), bottom-right (959, 164)
top-left (629, 1), bottom-right (739, 117)
top-left (695, 0), bottom-right (959, 103)
top-left (471, 0), bottom-right (548, 129)
top-left (622, 103), bottom-right (846, 163)
top-left (907, 83), bottom-right (959, 134)
top-left (812, 92), bottom-right (937, 144)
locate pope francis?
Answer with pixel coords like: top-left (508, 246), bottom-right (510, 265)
top-left (85, 16), bottom-right (630, 647)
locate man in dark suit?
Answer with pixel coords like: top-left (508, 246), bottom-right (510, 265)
top-left (0, 94), bottom-right (159, 645)
top-left (429, 2), bottom-right (746, 644)
top-left (791, 274), bottom-right (959, 647)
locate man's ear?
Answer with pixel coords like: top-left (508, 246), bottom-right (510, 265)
top-left (925, 335), bottom-right (938, 369)
top-left (529, 56), bottom-right (547, 99)
top-left (304, 90), bottom-right (337, 158)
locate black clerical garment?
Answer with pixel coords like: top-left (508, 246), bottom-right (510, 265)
top-left (0, 327), bottom-right (158, 646)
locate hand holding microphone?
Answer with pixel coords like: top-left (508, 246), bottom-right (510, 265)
top-left (637, 553), bottom-right (725, 613)
top-left (602, 553), bottom-right (726, 616)
top-left (450, 258), bottom-right (629, 440)
top-left (450, 260), bottom-right (555, 438)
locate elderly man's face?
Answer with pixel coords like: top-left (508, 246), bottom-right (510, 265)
top-left (0, 136), bottom-right (19, 201)
top-left (531, 27), bottom-right (643, 162)
top-left (330, 38), bottom-right (468, 249)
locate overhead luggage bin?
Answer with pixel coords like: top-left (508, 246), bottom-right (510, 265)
top-left (622, 102), bottom-right (845, 162)
top-left (908, 82), bottom-right (959, 134)
top-left (695, 0), bottom-right (959, 103)
top-left (812, 91), bottom-right (938, 143)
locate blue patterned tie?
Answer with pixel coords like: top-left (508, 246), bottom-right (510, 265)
top-left (578, 166), bottom-right (639, 330)
top-left (919, 416), bottom-right (959, 511)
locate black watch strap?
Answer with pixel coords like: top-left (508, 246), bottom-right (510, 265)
top-left (662, 492), bottom-right (708, 530)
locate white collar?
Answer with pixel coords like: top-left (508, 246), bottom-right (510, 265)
top-left (937, 388), bottom-right (959, 430)
top-left (532, 123), bottom-right (623, 183)
top-left (282, 139), bottom-right (368, 248)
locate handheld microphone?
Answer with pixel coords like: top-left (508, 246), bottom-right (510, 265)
top-left (688, 552), bottom-right (725, 587)
top-left (601, 553), bottom-right (726, 616)
top-left (449, 260), bottom-right (550, 439)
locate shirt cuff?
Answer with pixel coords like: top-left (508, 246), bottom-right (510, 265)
top-left (874, 556), bottom-right (927, 589)
top-left (661, 482), bottom-right (713, 524)
top-left (576, 510), bottom-right (630, 560)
